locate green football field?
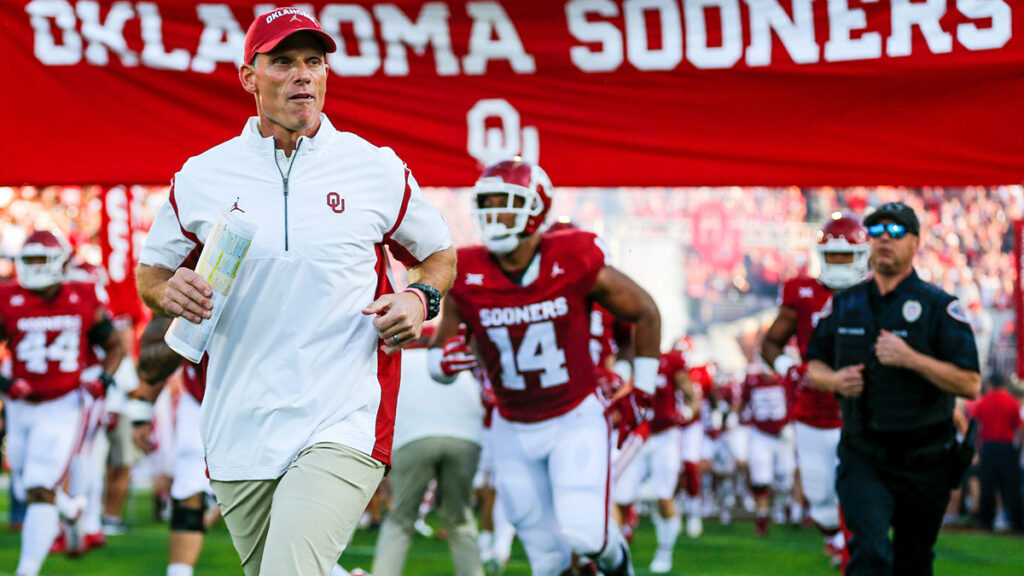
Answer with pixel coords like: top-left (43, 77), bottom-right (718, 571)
top-left (1, 492), bottom-right (1022, 575)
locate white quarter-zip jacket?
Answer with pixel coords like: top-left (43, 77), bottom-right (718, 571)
top-left (139, 115), bottom-right (451, 481)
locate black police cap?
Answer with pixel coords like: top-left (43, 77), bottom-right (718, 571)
top-left (863, 202), bottom-right (920, 236)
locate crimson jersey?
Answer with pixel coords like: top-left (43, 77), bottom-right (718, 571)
top-left (589, 304), bottom-right (631, 369)
top-left (707, 379), bottom-right (738, 439)
top-left (182, 358), bottom-right (207, 403)
top-left (779, 276), bottom-right (841, 429)
top-left (651, 350), bottom-right (687, 433)
top-left (741, 372), bottom-right (792, 436)
top-left (685, 365), bottom-right (715, 427)
top-left (450, 229), bottom-right (608, 423)
top-left (0, 281), bottom-right (102, 402)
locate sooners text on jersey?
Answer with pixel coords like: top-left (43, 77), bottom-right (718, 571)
top-left (780, 275), bottom-right (841, 429)
top-left (0, 281), bottom-right (101, 402)
top-left (450, 229), bottom-right (608, 423)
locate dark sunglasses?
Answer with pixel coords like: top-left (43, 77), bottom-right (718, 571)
top-left (867, 222), bottom-right (907, 239)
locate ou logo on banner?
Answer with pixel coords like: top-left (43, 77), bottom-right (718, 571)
top-left (105, 186), bottom-right (131, 283)
top-left (467, 99), bottom-right (539, 167)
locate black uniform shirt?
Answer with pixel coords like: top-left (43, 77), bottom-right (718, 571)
top-left (806, 270), bottom-right (979, 441)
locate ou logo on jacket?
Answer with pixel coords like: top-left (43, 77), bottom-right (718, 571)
top-left (326, 192), bottom-right (345, 214)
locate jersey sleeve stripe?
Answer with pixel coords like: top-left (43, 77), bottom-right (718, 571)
top-left (168, 178), bottom-right (201, 246)
top-left (381, 167), bottom-right (422, 266)
top-left (383, 166), bottom-right (413, 241)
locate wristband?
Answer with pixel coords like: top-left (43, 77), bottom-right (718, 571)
top-left (407, 283), bottom-right (441, 321)
top-left (612, 359), bottom-right (633, 383)
top-left (427, 347), bottom-right (457, 384)
top-left (125, 397), bottom-right (155, 424)
top-left (99, 372), bottom-right (116, 392)
top-left (632, 356), bottom-right (659, 395)
top-left (404, 287), bottom-right (428, 320)
top-left (773, 355), bottom-right (796, 376)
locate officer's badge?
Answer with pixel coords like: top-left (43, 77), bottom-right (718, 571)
top-left (902, 300), bottom-right (922, 323)
top-left (947, 300), bottom-right (969, 323)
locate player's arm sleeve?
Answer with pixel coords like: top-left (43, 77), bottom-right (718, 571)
top-left (804, 296), bottom-right (835, 366)
top-left (582, 232), bottom-right (612, 286)
top-left (779, 280), bottom-right (798, 308)
top-left (384, 161), bottom-right (452, 267)
top-left (933, 297), bottom-right (981, 373)
top-left (138, 178), bottom-right (198, 271)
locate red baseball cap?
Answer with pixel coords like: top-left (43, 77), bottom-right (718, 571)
top-left (244, 7), bottom-right (337, 65)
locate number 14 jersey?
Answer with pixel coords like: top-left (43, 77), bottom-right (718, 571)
top-left (450, 229), bottom-right (609, 423)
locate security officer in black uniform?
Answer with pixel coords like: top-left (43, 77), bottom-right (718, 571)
top-left (806, 201), bottom-right (981, 576)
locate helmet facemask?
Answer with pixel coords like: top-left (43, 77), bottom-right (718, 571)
top-left (473, 182), bottom-right (544, 255)
top-left (16, 241), bottom-right (69, 290)
top-left (818, 241), bottom-right (870, 290)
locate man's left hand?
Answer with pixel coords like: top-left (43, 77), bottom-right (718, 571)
top-left (875, 329), bottom-right (916, 368)
top-left (363, 292), bottom-right (425, 354)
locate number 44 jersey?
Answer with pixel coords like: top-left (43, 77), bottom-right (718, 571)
top-left (0, 280), bottom-right (102, 402)
top-left (450, 229), bottom-right (610, 423)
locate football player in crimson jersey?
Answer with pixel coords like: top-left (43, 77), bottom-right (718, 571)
top-left (678, 362), bottom-right (711, 538)
top-left (430, 158), bottom-right (661, 576)
top-left (761, 214), bottom-right (869, 562)
top-left (612, 349), bottom-right (690, 574)
top-left (737, 366), bottom-right (796, 537)
top-left (0, 230), bottom-right (126, 576)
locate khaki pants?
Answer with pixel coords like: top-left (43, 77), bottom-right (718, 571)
top-left (373, 437), bottom-right (483, 576)
top-left (212, 443), bottom-right (385, 576)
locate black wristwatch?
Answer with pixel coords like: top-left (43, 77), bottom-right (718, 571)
top-left (408, 282), bottom-right (441, 320)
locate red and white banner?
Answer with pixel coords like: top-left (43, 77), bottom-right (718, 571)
top-left (3, 0), bottom-right (1024, 187)
top-left (98, 185), bottom-right (147, 326)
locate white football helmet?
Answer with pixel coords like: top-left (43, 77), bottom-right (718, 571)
top-left (472, 158), bottom-right (553, 255)
top-left (817, 214), bottom-right (870, 290)
top-left (16, 230), bottom-right (71, 290)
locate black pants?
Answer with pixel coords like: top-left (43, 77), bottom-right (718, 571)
top-left (978, 442), bottom-right (1024, 531)
top-left (837, 443), bottom-right (951, 576)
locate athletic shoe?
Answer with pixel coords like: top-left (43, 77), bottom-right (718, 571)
top-left (82, 532), bottom-right (107, 552)
top-left (414, 518), bottom-right (434, 538)
top-left (649, 548), bottom-right (673, 574)
top-left (824, 542), bottom-right (844, 569)
top-left (50, 531), bottom-right (67, 554)
top-left (601, 544), bottom-right (635, 576)
top-left (101, 517), bottom-right (128, 536)
top-left (56, 493), bottom-right (86, 556)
